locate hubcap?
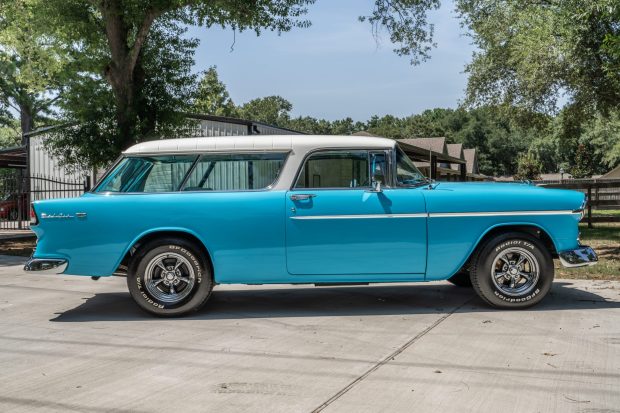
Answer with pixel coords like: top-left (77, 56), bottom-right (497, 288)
top-left (491, 247), bottom-right (539, 297)
top-left (144, 252), bottom-right (196, 304)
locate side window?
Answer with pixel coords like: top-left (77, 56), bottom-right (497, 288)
top-left (295, 150), bottom-right (369, 189)
top-left (182, 152), bottom-right (287, 191)
top-left (95, 155), bottom-right (197, 193)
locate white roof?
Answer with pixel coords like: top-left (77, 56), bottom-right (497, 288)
top-left (124, 135), bottom-right (396, 155)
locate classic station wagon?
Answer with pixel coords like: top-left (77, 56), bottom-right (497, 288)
top-left (25, 135), bottom-right (598, 316)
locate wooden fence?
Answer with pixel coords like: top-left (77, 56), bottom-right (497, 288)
top-left (536, 179), bottom-right (620, 227)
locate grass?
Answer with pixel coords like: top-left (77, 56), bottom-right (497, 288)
top-left (555, 223), bottom-right (620, 280)
top-left (592, 209), bottom-right (620, 217)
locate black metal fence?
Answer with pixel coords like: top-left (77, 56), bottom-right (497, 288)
top-left (0, 173), bottom-right (90, 231)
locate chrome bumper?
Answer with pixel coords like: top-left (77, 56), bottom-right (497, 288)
top-left (24, 258), bottom-right (68, 274)
top-left (558, 246), bottom-right (598, 268)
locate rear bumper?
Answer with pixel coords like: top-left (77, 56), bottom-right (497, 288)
top-left (558, 246), bottom-right (598, 268)
top-left (24, 258), bottom-right (68, 274)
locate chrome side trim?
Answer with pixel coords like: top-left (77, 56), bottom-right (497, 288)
top-left (290, 210), bottom-right (579, 220)
top-left (428, 210), bottom-right (579, 218)
top-left (24, 258), bottom-right (68, 274)
top-left (290, 213), bottom-right (428, 220)
top-left (559, 246), bottom-right (598, 268)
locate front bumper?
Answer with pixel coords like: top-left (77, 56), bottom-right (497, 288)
top-left (24, 258), bottom-right (68, 274)
top-left (558, 246), bottom-right (598, 268)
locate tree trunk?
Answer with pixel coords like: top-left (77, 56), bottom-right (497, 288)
top-left (99, 0), bottom-right (160, 151)
top-left (19, 103), bottom-right (34, 145)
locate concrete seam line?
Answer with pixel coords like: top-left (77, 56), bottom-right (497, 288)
top-left (310, 298), bottom-right (473, 413)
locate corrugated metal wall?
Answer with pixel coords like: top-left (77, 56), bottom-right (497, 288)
top-left (29, 135), bottom-right (90, 180)
top-left (199, 120), bottom-right (248, 136)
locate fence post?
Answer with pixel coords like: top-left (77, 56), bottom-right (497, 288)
top-left (587, 186), bottom-right (593, 229)
top-left (84, 176), bottom-right (91, 192)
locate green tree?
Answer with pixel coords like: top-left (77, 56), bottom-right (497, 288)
top-left (31, 0), bottom-right (443, 166)
top-left (457, 0), bottom-right (620, 115)
top-left (0, 0), bottom-right (71, 138)
top-left (46, 19), bottom-right (199, 167)
top-left (238, 96), bottom-right (293, 126)
top-left (570, 142), bottom-right (597, 179)
top-left (193, 66), bottom-right (237, 117)
top-left (514, 152), bottom-right (542, 181)
top-left (582, 111), bottom-right (620, 171)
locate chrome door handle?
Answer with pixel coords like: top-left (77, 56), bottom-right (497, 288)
top-left (290, 194), bottom-right (316, 201)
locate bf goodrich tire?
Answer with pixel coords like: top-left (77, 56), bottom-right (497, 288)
top-left (447, 270), bottom-right (473, 287)
top-left (127, 238), bottom-right (213, 317)
top-left (470, 232), bottom-right (554, 309)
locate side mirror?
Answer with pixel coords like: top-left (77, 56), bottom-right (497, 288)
top-left (370, 179), bottom-right (383, 192)
top-left (370, 172), bottom-right (384, 193)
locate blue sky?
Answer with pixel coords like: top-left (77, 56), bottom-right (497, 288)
top-left (187, 0), bottom-right (475, 121)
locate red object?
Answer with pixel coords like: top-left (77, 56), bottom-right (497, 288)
top-left (0, 193), bottom-right (29, 220)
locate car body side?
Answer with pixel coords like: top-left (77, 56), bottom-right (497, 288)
top-left (29, 136), bottom-right (586, 283)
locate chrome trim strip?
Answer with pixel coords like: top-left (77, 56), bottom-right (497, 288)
top-left (559, 246), bottom-right (598, 268)
top-left (290, 210), bottom-right (579, 220)
top-left (428, 210), bottom-right (579, 218)
top-left (24, 258), bottom-right (68, 274)
top-left (290, 213), bottom-right (428, 220)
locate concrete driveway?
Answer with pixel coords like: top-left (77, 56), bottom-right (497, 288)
top-left (0, 254), bottom-right (619, 413)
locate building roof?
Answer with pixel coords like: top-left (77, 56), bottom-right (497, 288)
top-left (600, 164), bottom-right (620, 179)
top-left (446, 143), bottom-right (464, 170)
top-left (540, 172), bottom-right (573, 181)
top-left (398, 137), bottom-right (447, 154)
top-left (124, 135), bottom-right (398, 155)
top-left (0, 145), bottom-right (26, 169)
top-left (463, 148), bottom-right (478, 174)
top-left (351, 131), bottom-right (379, 137)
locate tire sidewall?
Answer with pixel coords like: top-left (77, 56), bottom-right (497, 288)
top-left (474, 234), bottom-right (553, 308)
top-left (127, 239), bottom-right (212, 317)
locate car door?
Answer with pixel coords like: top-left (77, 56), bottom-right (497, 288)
top-left (285, 149), bottom-right (427, 276)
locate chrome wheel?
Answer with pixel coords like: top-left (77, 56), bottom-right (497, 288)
top-left (144, 252), bottom-right (196, 304)
top-left (491, 247), bottom-right (540, 297)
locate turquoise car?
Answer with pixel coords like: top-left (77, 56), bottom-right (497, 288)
top-left (25, 135), bottom-right (598, 316)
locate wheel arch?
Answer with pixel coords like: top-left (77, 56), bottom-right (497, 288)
top-left (456, 223), bottom-right (558, 275)
top-left (115, 228), bottom-right (214, 279)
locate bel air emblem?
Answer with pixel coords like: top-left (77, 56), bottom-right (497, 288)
top-left (40, 213), bottom-right (75, 220)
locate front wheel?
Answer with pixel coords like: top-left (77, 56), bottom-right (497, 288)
top-left (127, 238), bottom-right (213, 317)
top-left (470, 232), bottom-right (554, 309)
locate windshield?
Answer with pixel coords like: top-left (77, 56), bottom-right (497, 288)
top-left (395, 145), bottom-right (427, 186)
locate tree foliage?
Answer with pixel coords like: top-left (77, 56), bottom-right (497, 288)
top-left (193, 67), bottom-right (236, 117)
top-left (45, 18), bottom-right (199, 168)
top-left (0, 0), bottom-right (72, 137)
top-left (514, 152), bottom-right (542, 181)
top-left (457, 0), bottom-right (620, 115)
top-left (360, 0), bottom-right (441, 65)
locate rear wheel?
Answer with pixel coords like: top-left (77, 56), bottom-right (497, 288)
top-left (127, 238), bottom-right (213, 317)
top-left (470, 232), bottom-right (553, 309)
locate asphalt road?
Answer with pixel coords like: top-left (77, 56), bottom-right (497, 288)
top-left (0, 254), bottom-right (619, 413)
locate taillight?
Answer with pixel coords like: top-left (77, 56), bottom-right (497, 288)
top-left (30, 204), bottom-right (39, 226)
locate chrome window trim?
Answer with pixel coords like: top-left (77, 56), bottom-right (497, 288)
top-left (291, 147), bottom-right (395, 190)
